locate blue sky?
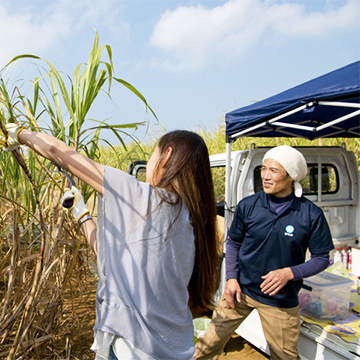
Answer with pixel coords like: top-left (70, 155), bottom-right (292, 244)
top-left (1, 0), bottom-right (359, 144)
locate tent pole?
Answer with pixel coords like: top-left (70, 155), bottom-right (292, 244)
top-left (316, 109), bottom-right (360, 131)
top-left (220, 139), bottom-right (232, 296)
top-left (318, 101), bottom-right (360, 109)
top-left (225, 140), bottom-right (232, 221)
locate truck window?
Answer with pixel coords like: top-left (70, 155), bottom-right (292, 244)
top-left (253, 164), bottom-right (339, 195)
top-left (301, 164), bottom-right (339, 195)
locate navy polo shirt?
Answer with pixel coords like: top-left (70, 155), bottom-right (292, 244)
top-left (228, 191), bottom-right (334, 308)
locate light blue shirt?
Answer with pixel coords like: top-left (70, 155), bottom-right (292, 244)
top-left (94, 166), bottom-right (195, 360)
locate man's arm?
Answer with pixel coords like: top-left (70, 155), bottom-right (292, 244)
top-left (260, 253), bottom-right (330, 296)
top-left (225, 237), bottom-right (240, 281)
top-left (290, 253), bottom-right (329, 280)
top-left (224, 237), bottom-right (242, 308)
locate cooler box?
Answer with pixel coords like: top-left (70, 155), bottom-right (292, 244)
top-left (299, 271), bottom-right (353, 320)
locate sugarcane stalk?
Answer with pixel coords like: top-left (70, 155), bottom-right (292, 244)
top-left (1, 146), bottom-right (49, 359)
top-left (0, 209), bottom-right (19, 322)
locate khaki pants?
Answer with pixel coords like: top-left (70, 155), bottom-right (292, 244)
top-left (194, 292), bottom-right (301, 360)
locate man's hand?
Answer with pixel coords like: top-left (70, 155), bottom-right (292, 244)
top-left (0, 123), bottom-right (24, 152)
top-left (224, 278), bottom-right (241, 309)
top-left (260, 268), bottom-right (294, 296)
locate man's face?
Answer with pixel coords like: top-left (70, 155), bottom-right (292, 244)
top-left (261, 158), bottom-right (293, 197)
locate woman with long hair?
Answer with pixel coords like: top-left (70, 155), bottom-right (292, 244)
top-left (2, 126), bottom-right (220, 360)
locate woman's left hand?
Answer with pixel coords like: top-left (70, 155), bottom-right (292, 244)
top-left (62, 186), bottom-right (90, 223)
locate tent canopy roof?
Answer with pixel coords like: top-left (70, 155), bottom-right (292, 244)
top-left (225, 61), bottom-right (360, 141)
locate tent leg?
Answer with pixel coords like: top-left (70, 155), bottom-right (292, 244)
top-left (219, 141), bottom-right (232, 296)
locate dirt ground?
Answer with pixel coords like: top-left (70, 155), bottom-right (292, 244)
top-left (59, 285), bottom-right (269, 360)
top-left (218, 334), bottom-right (269, 360)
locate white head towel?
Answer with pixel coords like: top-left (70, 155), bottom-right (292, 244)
top-left (263, 145), bottom-right (308, 197)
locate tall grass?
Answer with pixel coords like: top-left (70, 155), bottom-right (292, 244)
top-left (0, 33), bottom-right (155, 359)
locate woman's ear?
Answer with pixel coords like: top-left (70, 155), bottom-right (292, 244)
top-left (161, 147), bottom-right (173, 167)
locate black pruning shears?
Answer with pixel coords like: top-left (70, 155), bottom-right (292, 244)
top-left (50, 162), bottom-right (76, 209)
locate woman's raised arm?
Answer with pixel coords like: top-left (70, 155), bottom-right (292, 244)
top-left (19, 130), bottom-right (104, 194)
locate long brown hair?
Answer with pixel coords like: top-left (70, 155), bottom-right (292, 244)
top-left (155, 130), bottom-right (220, 312)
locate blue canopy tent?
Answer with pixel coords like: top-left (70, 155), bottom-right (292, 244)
top-left (223, 61), bottom-right (360, 229)
top-left (226, 61), bottom-right (360, 141)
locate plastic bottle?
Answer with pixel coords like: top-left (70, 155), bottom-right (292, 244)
top-left (347, 247), bottom-right (352, 271)
top-left (334, 248), bottom-right (342, 263)
top-left (342, 247), bottom-right (348, 269)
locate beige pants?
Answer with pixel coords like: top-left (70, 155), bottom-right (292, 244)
top-left (194, 292), bottom-right (301, 360)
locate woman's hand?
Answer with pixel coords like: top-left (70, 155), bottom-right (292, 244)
top-left (0, 123), bottom-right (25, 152)
top-left (62, 186), bottom-right (90, 223)
top-left (62, 186), bottom-right (97, 254)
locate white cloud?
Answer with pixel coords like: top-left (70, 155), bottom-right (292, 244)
top-left (0, 0), bottom-right (128, 70)
top-left (149, 0), bottom-right (360, 71)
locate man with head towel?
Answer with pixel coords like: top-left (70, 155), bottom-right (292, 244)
top-left (195, 145), bottom-right (334, 360)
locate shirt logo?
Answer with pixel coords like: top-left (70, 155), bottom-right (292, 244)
top-left (285, 225), bottom-right (294, 237)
